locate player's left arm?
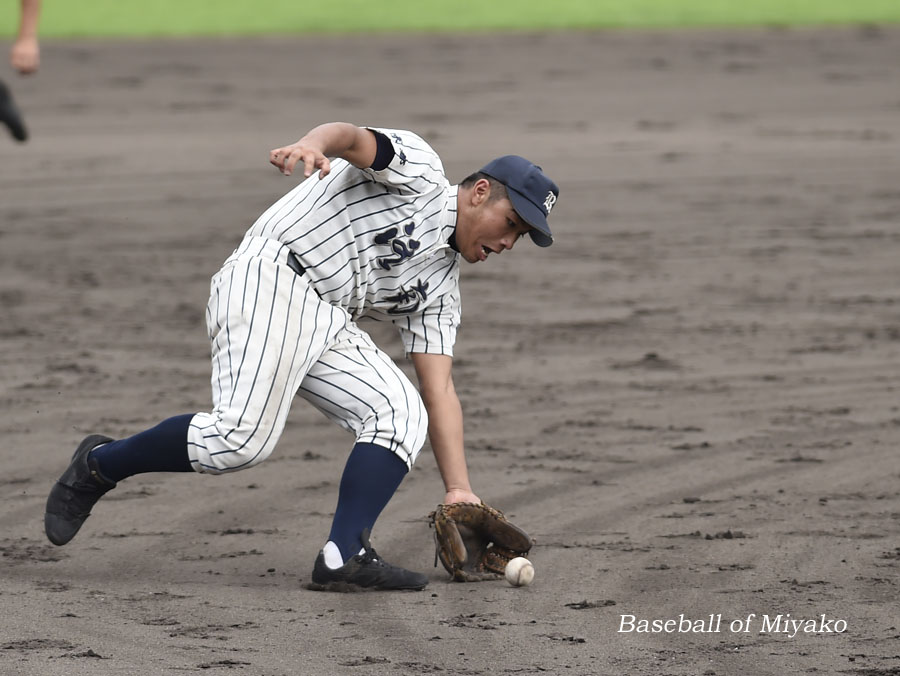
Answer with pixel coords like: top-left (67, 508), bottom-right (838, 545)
top-left (411, 352), bottom-right (481, 506)
top-left (11, 0), bottom-right (41, 74)
top-left (269, 122), bottom-right (378, 178)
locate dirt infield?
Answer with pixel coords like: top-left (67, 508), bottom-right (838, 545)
top-left (2, 26), bottom-right (900, 675)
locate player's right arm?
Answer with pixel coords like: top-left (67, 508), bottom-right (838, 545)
top-left (411, 352), bottom-right (481, 506)
top-left (269, 122), bottom-right (378, 178)
top-left (11, 0), bottom-right (41, 74)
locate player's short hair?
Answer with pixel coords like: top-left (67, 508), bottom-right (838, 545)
top-left (460, 172), bottom-right (508, 202)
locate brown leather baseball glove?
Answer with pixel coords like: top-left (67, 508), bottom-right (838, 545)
top-left (429, 502), bottom-right (534, 582)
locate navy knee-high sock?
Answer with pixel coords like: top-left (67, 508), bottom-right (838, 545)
top-left (328, 442), bottom-right (408, 563)
top-left (89, 414), bottom-right (194, 482)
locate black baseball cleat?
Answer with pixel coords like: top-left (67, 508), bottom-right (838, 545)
top-left (44, 435), bottom-right (117, 546)
top-left (307, 530), bottom-right (428, 592)
top-left (0, 80), bottom-right (28, 142)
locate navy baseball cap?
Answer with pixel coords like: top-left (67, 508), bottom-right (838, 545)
top-left (479, 155), bottom-right (559, 247)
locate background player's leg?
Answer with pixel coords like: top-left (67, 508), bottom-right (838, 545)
top-left (0, 79), bottom-right (28, 141)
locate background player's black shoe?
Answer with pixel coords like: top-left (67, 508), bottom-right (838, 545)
top-left (44, 435), bottom-right (117, 545)
top-left (0, 80), bottom-right (28, 142)
top-left (307, 529), bottom-right (428, 592)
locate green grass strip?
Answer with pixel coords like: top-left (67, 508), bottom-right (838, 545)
top-left (3, 0), bottom-right (900, 38)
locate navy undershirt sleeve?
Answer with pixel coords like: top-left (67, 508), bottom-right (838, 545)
top-left (369, 130), bottom-right (396, 171)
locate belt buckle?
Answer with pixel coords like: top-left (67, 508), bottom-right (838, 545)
top-left (286, 252), bottom-right (305, 276)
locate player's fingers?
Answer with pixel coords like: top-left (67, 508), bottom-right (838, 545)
top-left (313, 157), bottom-right (331, 179)
top-left (269, 148), bottom-right (286, 170)
top-left (300, 153), bottom-right (317, 178)
top-left (282, 148), bottom-right (308, 176)
top-left (269, 146), bottom-right (328, 178)
top-left (282, 148), bottom-right (317, 177)
top-left (269, 142), bottom-right (304, 174)
top-left (299, 151), bottom-right (328, 179)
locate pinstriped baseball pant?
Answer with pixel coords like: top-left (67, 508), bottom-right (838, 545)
top-left (187, 237), bottom-right (428, 474)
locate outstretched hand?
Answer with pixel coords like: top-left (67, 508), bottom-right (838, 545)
top-left (444, 488), bottom-right (481, 505)
top-left (11, 37), bottom-right (39, 74)
top-left (269, 140), bottom-right (331, 179)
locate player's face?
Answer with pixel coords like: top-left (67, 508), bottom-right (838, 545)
top-left (458, 195), bottom-right (532, 264)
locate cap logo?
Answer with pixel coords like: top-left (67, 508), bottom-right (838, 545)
top-left (543, 191), bottom-right (557, 214)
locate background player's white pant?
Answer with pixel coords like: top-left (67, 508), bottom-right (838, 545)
top-left (187, 237), bottom-right (428, 474)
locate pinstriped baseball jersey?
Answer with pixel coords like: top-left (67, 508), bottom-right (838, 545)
top-left (246, 128), bottom-right (461, 356)
top-left (186, 128), bottom-right (459, 474)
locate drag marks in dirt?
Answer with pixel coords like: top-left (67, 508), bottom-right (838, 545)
top-left (1, 630), bottom-right (110, 664)
top-left (440, 612), bottom-right (506, 630)
top-left (27, 587), bottom-right (270, 671)
top-left (0, 475), bottom-right (34, 493)
top-left (165, 620), bottom-right (260, 640)
top-left (535, 535), bottom-right (649, 554)
top-left (1, 637), bottom-right (79, 653)
top-left (177, 549), bottom-right (264, 562)
top-left (0, 537), bottom-right (67, 563)
top-left (196, 658), bottom-right (254, 669)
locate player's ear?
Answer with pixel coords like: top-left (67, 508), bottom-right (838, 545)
top-left (472, 178), bottom-right (491, 206)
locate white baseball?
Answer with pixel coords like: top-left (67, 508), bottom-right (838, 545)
top-left (505, 557), bottom-right (535, 587)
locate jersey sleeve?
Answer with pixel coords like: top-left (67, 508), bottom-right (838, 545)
top-left (363, 127), bottom-right (448, 196)
top-left (392, 290), bottom-right (461, 357)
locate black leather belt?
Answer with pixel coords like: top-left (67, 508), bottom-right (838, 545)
top-left (286, 251), bottom-right (306, 276)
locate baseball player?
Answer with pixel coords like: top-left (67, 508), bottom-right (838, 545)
top-left (45, 122), bottom-right (559, 591)
top-left (1, 0), bottom-right (41, 142)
